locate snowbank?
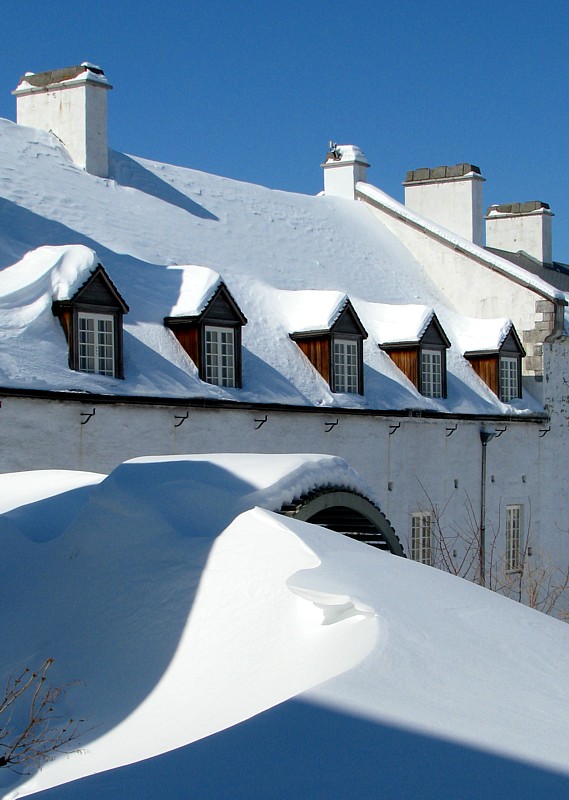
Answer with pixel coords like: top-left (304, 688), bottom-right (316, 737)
top-left (1, 457), bottom-right (569, 798)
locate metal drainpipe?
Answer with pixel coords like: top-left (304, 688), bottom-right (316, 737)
top-left (479, 428), bottom-right (496, 587)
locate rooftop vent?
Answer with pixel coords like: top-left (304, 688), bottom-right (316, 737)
top-left (321, 143), bottom-right (370, 200)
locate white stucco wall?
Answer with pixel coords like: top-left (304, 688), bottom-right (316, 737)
top-left (0, 393), bottom-right (552, 585)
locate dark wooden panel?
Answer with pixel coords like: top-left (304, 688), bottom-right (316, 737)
top-left (388, 348), bottom-right (419, 388)
top-left (297, 336), bottom-right (330, 384)
top-left (467, 355), bottom-right (498, 394)
top-left (57, 308), bottom-right (71, 341)
top-left (172, 325), bottom-right (199, 366)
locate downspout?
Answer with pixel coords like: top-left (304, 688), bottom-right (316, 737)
top-left (544, 298), bottom-right (567, 343)
top-left (479, 427), bottom-right (496, 587)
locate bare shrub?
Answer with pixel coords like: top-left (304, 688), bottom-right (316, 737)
top-left (0, 658), bottom-right (83, 773)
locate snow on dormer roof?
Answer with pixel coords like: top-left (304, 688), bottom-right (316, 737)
top-left (455, 316), bottom-right (515, 355)
top-left (361, 302), bottom-right (435, 347)
top-left (167, 265), bottom-right (223, 318)
top-left (281, 290), bottom-right (350, 335)
top-left (0, 245), bottom-right (98, 304)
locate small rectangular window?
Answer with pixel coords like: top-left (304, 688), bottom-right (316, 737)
top-left (204, 326), bottom-right (235, 387)
top-left (333, 339), bottom-right (358, 393)
top-left (500, 357), bottom-right (519, 402)
top-left (421, 349), bottom-right (442, 398)
top-left (506, 505), bottom-right (522, 572)
top-left (78, 313), bottom-right (115, 376)
top-left (411, 512), bottom-right (432, 565)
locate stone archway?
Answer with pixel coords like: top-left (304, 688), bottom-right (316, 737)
top-left (280, 487), bottom-right (405, 556)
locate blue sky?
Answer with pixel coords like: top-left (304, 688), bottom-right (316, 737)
top-left (1, 1), bottom-right (568, 258)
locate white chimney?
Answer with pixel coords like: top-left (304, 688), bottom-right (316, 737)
top-left (485, 202), bottom-right (553, 265)
top-left (322, 144), bottom-right (370, 200)
top-left (404, 163), bottom-right (485, 246)
top-left (13, 63), bottom-right (112, 178)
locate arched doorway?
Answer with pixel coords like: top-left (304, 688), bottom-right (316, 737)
top-left (280, 487), bottom-right (405, 556)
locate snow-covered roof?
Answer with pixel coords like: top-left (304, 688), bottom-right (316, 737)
top-left (0, 117), bottom-right (548, 416)
top-left (2, 457), bottom-right (569, 798)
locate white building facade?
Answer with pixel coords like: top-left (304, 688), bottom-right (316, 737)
top-left (1, 63), bottom-right (568, 613)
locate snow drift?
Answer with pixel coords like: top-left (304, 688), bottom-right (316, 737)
top-left (1, 455), bottom-right (569, 799)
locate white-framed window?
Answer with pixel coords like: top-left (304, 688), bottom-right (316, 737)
top-left (421, 349), bottom-right (443, 398)
top-left (333, 338), bottom-right (359, 393)
top-left (500, 357), bottom-right (519, 402)
top-left (411, 512), bottom-right (432, 565)
top-left (204, 326), bottom-right (235, 387)
top-left (78, 312), bottom-right (115, 376)
top-left (506, 504), bottom-right (522, 572)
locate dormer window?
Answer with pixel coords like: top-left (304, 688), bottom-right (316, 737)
top-left (204, 325), bottom-right (236, 387)
top-left (380, 312), bottom-right (450, 399)
top-left (464, 324), bottom-right (525, 402)
top-left (290, 298), bottom-right (367, 395)
top-left (78, 312), bottom-right (115, 375)
top-left (500, 357), bottom-right (519, 402)
top-left (52, 264), bottom-right (128, 379)
top-left (164, 279), bottom-right (247, 389)
top-left (333, 338), bottom-right (359, 392)
top-left (421, 349), bottom-right (443, 398)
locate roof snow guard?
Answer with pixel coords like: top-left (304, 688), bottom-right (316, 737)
top-left (405, 163), bottom-right (481, 183)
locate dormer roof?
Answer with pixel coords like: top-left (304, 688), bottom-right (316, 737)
top-left (288, 293), bottom-right (367, 339)
top-left (52, 263), bottom-right (128, 313)
top-left (377, 308), bottom-right (450, 349)
top-left (164, 268), bottom-right (246, 327)
top-left (460, 319), bottom-right (525, 358)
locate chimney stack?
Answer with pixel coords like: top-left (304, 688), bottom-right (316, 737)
top-left (404, 163), bottom-right (485, 246)
top-left (13, 63), bottom-right (112, 178)
top-left (322, 144), bottom-right (370, 200)
top-left (485, 201), bottom-right (553, 265)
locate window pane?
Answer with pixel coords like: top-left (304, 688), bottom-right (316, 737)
top-left (500, 357), bottom-right (518, 402)
top-left (506, 505), bottom-right (521, 571)
top-left (411, 512), bottom-right (432, 565)
top-left (333, 339), bottom-right (358, 393)
top-left (78, 314), bottom-right (114, 375)
top-left (421, 350), bottom-right (442, 398)
top-left (205, 327), bottom-right (235, 387)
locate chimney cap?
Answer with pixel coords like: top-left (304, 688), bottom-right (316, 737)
top-left (13, 63), bottom-right (110, 93)
top-left (486, 201), bottom-right (552, 217)
top-left (405, 163), bottom-right (482, 184)
top-left (323, 143), bottom-right (370, 167)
